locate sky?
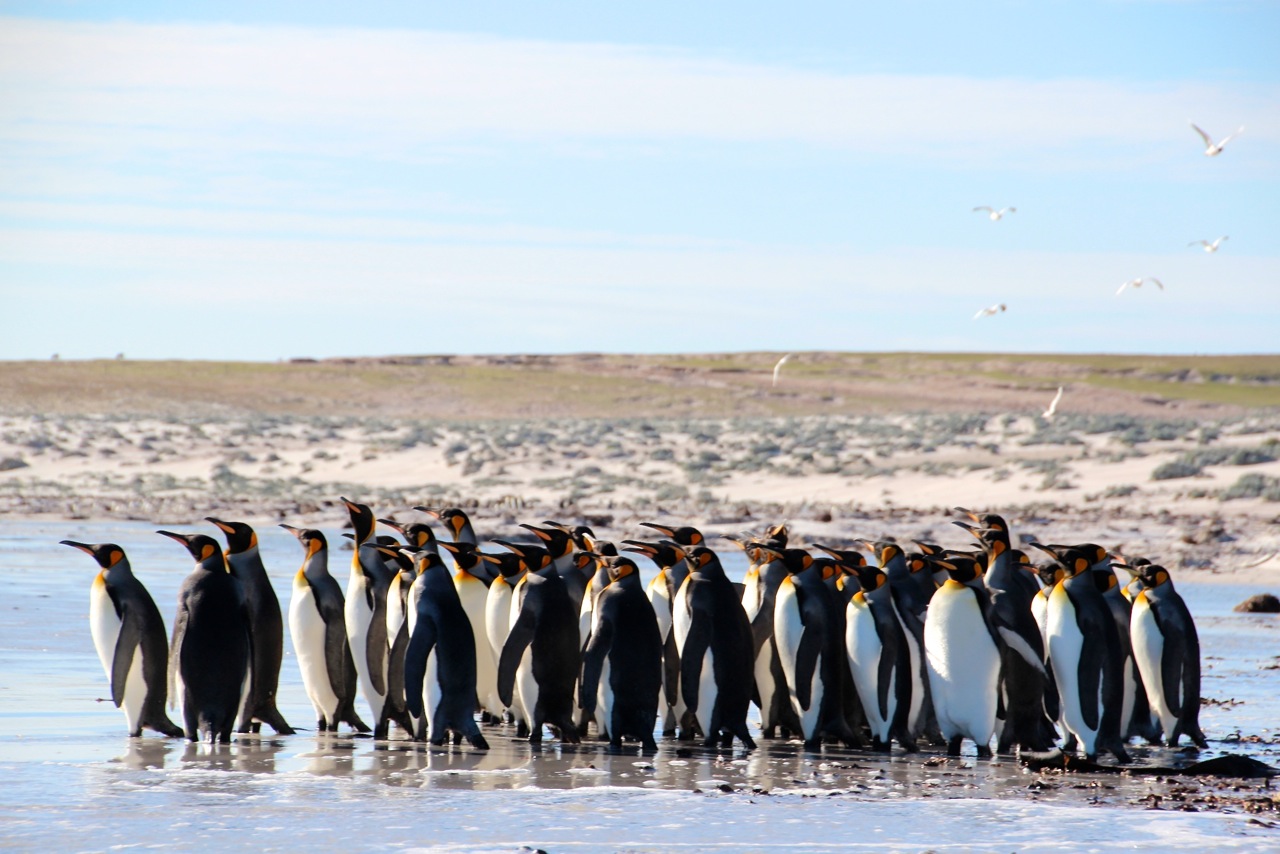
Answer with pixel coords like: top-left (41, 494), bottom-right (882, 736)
top-left (1, 1), bottom-right (1277, 360)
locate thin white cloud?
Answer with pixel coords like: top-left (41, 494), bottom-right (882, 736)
top-left (2, 16), bottom-right (1276, 168)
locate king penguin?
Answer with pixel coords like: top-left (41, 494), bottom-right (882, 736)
top-left (438, 540), bottom-right (502, 721)
top-left (579, 555), bottom-right (663, 752)
top-left (157, 531), bottom-right (251, 743)
top-left (340, 498), bottom-right (410, 738)
top-left (403, 549), bottom-right (490, 748)
top-left (61, 541), bottom-right (183, 738)
top-left (837, 557), bottom-right (912, 751)
top-left (1126, 562), bottom-right (1208, 749)
top-left (621, 537), bottom-right (693, 737)
top-left (769, 547), bottom-right (857, 751)
top-left (923, 555), bottom-right (1002, 757)
top-left (1035, 543), bottom-right (1130, 762)
top-left (672, 545), bottom-right (756, 749)
top-left (281, 525), bottom-right (369, 733)
top-left (497, 547), bottom-right (582, 744)
top-left (737, 528), bottom-right (803, 740)
top-left (205, 518), bottom-right (294, 735)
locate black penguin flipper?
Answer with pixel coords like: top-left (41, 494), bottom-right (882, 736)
top-left (749, 609), bottom-right (773, 656)
top-left (1077, 629), bottom-right (1104, 733)
top-left (874, 619), bottom-right (899, 723)
top-left (579, 617), bottom-right (614, 717)
top-left (1154, 606), bottom-right (1189, 719)
top-left (110, 606), bottom-right (143, 708)
top-left (387, 623), bottom-right (409, 716)
top-left (794, 626), bottom-right (821, 712)
top-left (366, 598), bottom-right (389, 697)
top-left (679, 618), bottom-right (711, 714)
top-left (403, 618), bottom-right (437, 720)
top-left (663, 632), bottom-right (681, 707)
top-left (498, 608), bottom-right (536, 708)
top-left (314, 614), bottom-right (344, 705)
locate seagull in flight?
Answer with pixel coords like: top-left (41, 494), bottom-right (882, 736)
top-left (772, 353), bottom-right (792, 387)
top-left (1042, 386), bottom-right (1064, 420)
top-left (1189, 236), bottom-right (1228, 253)
top-left (973, 206), bottom-right (1016, 221)
top-left (1116, 277), bottom-right (1164, 296)
top-left (1190, 123), bottom-right (1244, 157)
top-left (973, 303), bottom-right (1007, 320)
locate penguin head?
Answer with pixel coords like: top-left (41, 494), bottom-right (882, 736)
top-left (684, 545), bottom-right (722, 574)
top-left (953, 521), bottom-right (1009, 557)
top-left (906, 554), bottom-right (937, 583)
top-left (779, 548), bottom-right (814, 576)
top-left (936, 554), bottom-right (983, 586)
top-left (379, 518), bottom-right (438, 551)
top-left (912, 541), bottom-right (942, 557)
top-left (418, 506), bottom-right (474, 542)
top-left (204, 517), bottom-right (257, 554)
top-left (340, 497), bottom-right (376, 546)
top-left (157, 531), bottom-right (225, 567)
top-left (479, 551), bottom-right (525, 580)
top-left (494, 539), bottom-right (552, 573)
top-left (281, 524), bottom-right (327, 557)
top-left (639, 522), bottom-right (704, 547)
top-left (852, 563), bottom-right (888, 594)
top-left (870, 541), bottom-right (902, 567)
top-left (412, 550), bottom-right (447, 575)
top-left (954, 507), bottom-right (1008, 535)
top-left (60, 540), bottom-right (126, 570)
top-left (1132, 562), bottom-right (1171, 591)
top-left (520, 524), bottom-right (575, 560)
top-left (813, 557), bottom-right (841, 583)
top-left (812, 543), bottom-right (867, 568)
top-left (371, 544), bottom-right (415, 574)
top-left (620, 539), bottom-right (684, 570)
top-left (764, 523), bottom-right (789, 548)
top-left (439, 540), bottom-right (483, 573)
top-left (603, 556), bottom-right (640, 584)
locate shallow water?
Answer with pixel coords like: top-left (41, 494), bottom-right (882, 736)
top-left (2, 520), bottom-right (1278, 850)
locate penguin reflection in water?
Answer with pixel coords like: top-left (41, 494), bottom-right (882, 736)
top-left (579, 556), bottom-right (663, 752)
top-left (157, 531), bottom-right (252, 743)
top-left (61, 541), bottom-right (183, 738)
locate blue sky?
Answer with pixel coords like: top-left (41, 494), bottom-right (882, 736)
top-left (1, 1), bottom-right (1277, 360)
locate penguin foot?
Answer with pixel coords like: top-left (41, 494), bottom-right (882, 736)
top-left (468, 733), bottom-right (490, 750)
top-left (946, 736), bottom-right (963, 757)
top-left (976, 745), bottom-right (993, 759)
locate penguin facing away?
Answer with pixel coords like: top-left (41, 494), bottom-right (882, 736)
top-left (923, 555), bottom-right (1002, 758)
top-left (61, 541), bottom-right (183, 738)
top-left (157, 531), bottom-right (252, 744)
top-left (281, 525), bottom-right (369, 733)
top-left (1126, 563), bottom-right (1208, 749)
top-left (205, 518), bottom-right (294, 736)
top-left (672, 546), bottom-right (757, 750)
top-left (579, 556), bottom-right (663, 752)
top-left (402, 550), bottom-right (489, 748)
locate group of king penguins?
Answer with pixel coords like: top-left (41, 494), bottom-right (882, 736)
top-left (63, 501), bottom-right (1207, 761)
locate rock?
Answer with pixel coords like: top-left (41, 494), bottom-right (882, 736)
top-left (1234, 594), bottom-right (1280, 614)
top-left (0, 457), bottom-right (29, 471)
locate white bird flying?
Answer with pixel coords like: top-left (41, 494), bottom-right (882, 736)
top-left (1043, 386), bottom-right (1064, 420)
top-left (973, 303), bottom-right (1007, 319)
top-left (772, 353), bottom-right (792, 387)
top-left (973, 206), bottom-right (1016, 221)
top-left (1189, 236), bottom-right (1228, 253)
top-left (1116, 277), bottom-right (1164, 296)
top-left (1190, 123), bottom-right (1244, 157)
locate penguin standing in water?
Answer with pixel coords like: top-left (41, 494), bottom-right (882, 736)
top-left (204, 518), bottom-right (294, 735)
top-left (403, 550), bottom-right (489, 749)
top-left (923, 555), bottom-right (1002, 757)
top-left (61, 541), bottom-right (183, 738)
top-left (498, 549), bottom-right (582, 744)
top-left (770, 547), bottom-right (857, 751)
top-left (480, 551), bottom-right (526, 684)
top-left (157, 531), bottom-right (251, 743)
top-left (1125, 562), bottom-right (1208, 749)
top-left (340, 498), bottom-right (410, 738)
top-left (438, 541), bottom-right (501, 721)
top-left (737, 529), bottom-right (802, 740)
top-left (621, 538), bottom-right (693, 737)
top-left (955, 517), bottom-right (1055, 754)
top-left (1092, 561), bottom-right (1160, 744)
top-left (838, 559), bottom-right (912, 751)
top-left (867, 541), bottom-right (930, 745)
top-left (672, 546), bottom-right (756, 749)
top-left (579, 556), bottom-right (663, 752)
top-left (1035, 544), bottom-right (1130, 762)
top-left (281, 526), bottom-right (369, 733)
